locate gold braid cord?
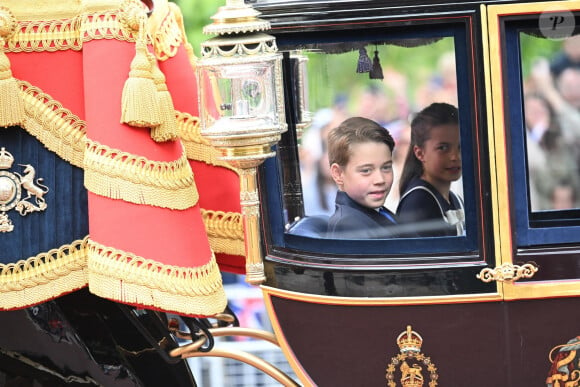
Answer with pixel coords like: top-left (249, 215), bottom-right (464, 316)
top-left (5, 11), bottom-right (134, 53)
top-left (177, 111), bottom-right (238, 172)
top-left (87, 239), bottom-right (227, 316)
top-left (147, 0), bottom-right (183, 61)
top-left (84, 138), bottom-right (199, 209)
top-left (19, 81), bottom-right (86, 167)
top-left (0, 237), bottom-right (89, 310)
top-left (3, 1), bottom-right (184, 62)
top-left (201, 210), bottom-right (245, 256)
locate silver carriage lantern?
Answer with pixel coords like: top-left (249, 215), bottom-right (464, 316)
top-left (197, 0), bottom-right (286, 285)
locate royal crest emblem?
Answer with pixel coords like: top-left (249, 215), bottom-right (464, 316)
top-left (0, 147), bottom-right (49, 233)
top-left (386, 325), bottom-right (439, 387)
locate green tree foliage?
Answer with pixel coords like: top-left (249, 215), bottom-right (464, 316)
top-left (171, 0), bottom-right (221, 57)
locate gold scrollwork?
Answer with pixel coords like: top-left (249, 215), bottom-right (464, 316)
top-left (476, 262), bottom-right (538, 283)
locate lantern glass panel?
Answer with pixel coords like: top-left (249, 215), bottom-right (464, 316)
top-left (199, 60), bottom-right (279, 134)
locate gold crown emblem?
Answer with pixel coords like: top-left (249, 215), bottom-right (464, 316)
top-left (397, 325), bottom-right (423, 354)
top-left (0, 148), bottom-right (14, 170)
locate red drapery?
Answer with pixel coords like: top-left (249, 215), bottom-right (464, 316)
top-left (0, 0), bottom-right (246, 316)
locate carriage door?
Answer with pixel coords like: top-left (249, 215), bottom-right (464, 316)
top-left (486, 2), bottom-right (580, 384)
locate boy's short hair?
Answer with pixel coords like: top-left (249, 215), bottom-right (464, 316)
top-left (327, 117), bottom-right (395, 167)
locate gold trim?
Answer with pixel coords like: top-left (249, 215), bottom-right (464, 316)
top-left (262, 287), bottom-right (316, 387)
top-left (261, 286), bottom-right (502, 306)
top-left (4, 1), bottom-right (185, 60)
top-left (5, 1), bottom-right (86, 21)
top-left (20, 81), bottom-right (86, 167)
top-left (480, 4), bottom-right (504, 298)
top-left (0, 237), bottom-right (89, 310)
top-left (485, 0), bottom-right (580, 15)
top-left (4, 11), bottom-right (135, 53)
top-left (503, 281), bottom-right (580, 301)
top-left (486, 1), bottom-right (580, 300)
top-left (177, 110), bottom-right (238, 171)
top-left (201, 210), bottom-right (245, 256)
top-left (87, 239), bottom-right (227, 316)
top-left (83, 138), bottom-right (198, 209)
top-left (476, 262), bottom-right (538, 283)
top-left (487, 3), bottom-right (518, 289)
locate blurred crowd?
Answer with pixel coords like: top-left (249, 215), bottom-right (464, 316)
top-left (523, 35), bottom-right (580, 211)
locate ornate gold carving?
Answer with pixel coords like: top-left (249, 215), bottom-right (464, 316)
top-left (0, 147), bottom-right (49, 232)
top-left (476, 262), bottom-right (538, 283)
top-left (547, 336), bottom-right (580, 386)
top-left (245, 261), bottom-right (266, 284)
top-left (386, 326), bottom-right (438, 387)
top-left (83, 138), bottom-right (198, 209)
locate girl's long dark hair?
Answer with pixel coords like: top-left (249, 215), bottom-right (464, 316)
top-left (398, 102), bottom-right (459, 195)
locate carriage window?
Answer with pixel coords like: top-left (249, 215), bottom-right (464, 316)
top-left (297, 39), bottom-right (460, 218)
top-left (293, 39), bottom-right (467, 241)
top-left (521, 33), bottom-right (580, 214)
top-left (502, 17), bottom-right (580, 247)
top-left (268, 20), bottom-right (482, 255)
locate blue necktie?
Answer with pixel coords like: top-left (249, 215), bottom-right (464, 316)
top-left (379, 207), bottom-right (397, 224)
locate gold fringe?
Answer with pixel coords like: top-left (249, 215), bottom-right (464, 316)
top-left (0, 237), bottom-right (89, 310)
top-left (177, 110), bottom-right (238, 172)
top-left (87, 239), bottom-right (227, 316)
top-left (201, 210), bottom-right (245, 256)
top-left (83, 138), bottom-right (199, 209)
top-left (149, 53), bottom-right (178, 142)
top-left (0, 6), bottom-right (25, 127)
top-left (19, 81), bottom-right (86, 167)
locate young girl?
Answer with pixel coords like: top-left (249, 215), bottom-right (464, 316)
top-left (396, 103), bottom-right (465, 237)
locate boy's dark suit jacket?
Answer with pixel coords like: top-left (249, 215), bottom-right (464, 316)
top-left (327, 191), bottom-right (400, 239)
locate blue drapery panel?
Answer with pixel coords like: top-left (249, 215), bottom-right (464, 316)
top-left (0, 127), bottom-right (88, 262)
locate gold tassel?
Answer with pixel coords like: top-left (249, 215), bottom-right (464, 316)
top-left (0, 6), bottom-right (24, 128)
top-left (120, 8), bottom-right (161, 128)
top-left (149, 53), bottom-right (178, 142)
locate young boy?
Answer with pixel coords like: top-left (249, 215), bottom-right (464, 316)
top-left (326, 117), bottom-right (399, 239)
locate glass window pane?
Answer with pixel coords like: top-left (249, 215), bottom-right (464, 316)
top-left (287, 37), bottom-right (466, 239)
top-left (520, 33), bottom-right (580, 213)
